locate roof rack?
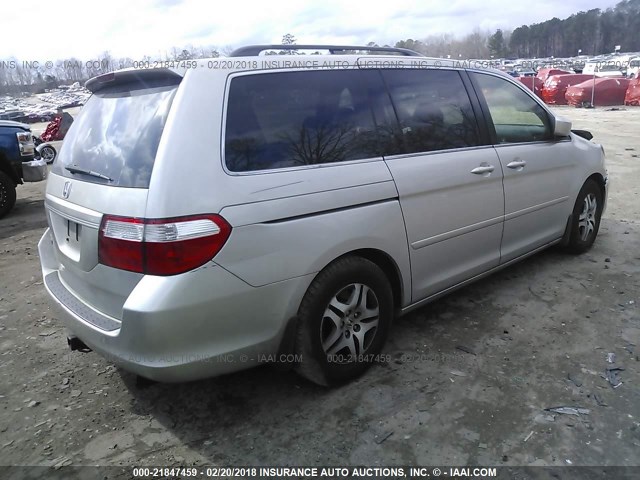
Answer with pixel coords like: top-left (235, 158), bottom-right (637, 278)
top-left (229, 44), bottom-right (423, 57)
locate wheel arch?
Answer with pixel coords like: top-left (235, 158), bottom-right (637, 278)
top-left (586, 172), bottom-right (606, 201)
top-left (331, 248), bottom-right (405, 313)
top-left (276, 248), bottom-right (408, 361)
top-left (561, 173), bottom-right (607, 247)
top-left (291, 252), bottom-right (399, 385)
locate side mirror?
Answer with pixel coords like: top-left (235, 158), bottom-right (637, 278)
top-left (554, 116), bottom-right (572, 137)
top-left (571, 129), bottom-right (593, 141)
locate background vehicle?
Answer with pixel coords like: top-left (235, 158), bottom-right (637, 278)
top-left (0, 111), bottom-right (27, 122)
top-left (26, 112), bottom-right (56, 123)
top-left (583, 61), bottom-right (626, 78)
top-left (40, 110), bottom-right (74, 142)
top-left (627, 57), bottom-right (640, 78)
top-left (39, 45), bottom-right (608, 386)
top-left (29, 111), bottom-right (73, 165)
top-left (33, 136), bottom-right (57, 164)
top-left (0, 120), bottom-right (48, 218)
top-left (512, 65), bottom-right (536, 77)
top-left (566, 77), bottom-right (630, 107)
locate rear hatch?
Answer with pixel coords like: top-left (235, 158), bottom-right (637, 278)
top-left (45, 69), bottom-right (181, 320)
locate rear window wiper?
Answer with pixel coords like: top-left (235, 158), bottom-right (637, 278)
top-left (65, 165), bottom-right (113, 181)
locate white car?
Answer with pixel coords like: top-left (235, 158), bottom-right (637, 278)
top-left (627, 58), bottom-right (640, 78)
top-left (583, 61), bottom-right (626, 78)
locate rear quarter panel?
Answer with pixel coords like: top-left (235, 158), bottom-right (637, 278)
top-left (145, 66), bottom-right (412, 304)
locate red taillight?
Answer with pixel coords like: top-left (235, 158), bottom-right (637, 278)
top-left (98, 214), bottom-right (231, 276)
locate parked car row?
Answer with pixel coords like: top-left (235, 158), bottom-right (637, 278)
top-left (494, 53), bottom-right (640, 79)
top-left (516, 69), bottom-right (640, 107)
top-left (0, 85), bottom-right (89, 124)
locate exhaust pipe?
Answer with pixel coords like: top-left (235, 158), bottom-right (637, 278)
top-left (67, 335), bottom-right (92, 353)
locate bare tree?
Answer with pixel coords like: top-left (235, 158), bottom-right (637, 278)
top-left (282, 33), bottom-right (297, 45)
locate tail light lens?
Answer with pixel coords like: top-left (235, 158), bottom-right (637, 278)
top-left (98, 214), bottom-right (231, 276)
top-left (16, 131), bottom-right (35, 156)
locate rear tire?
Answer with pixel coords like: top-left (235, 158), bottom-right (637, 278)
top-left (294, 256), bottom-right (393, 386)
top-left (0, 171), bottom-right (17, 219)
top-left (564, 179), bottom-right (603, 254)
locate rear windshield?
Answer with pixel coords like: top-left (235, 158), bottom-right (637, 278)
top-left (52, 79), bottom-right (178, 188)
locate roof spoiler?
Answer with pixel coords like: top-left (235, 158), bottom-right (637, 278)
top-left (85, 69), bottom-right (183, 93)
top-left (229, 44), bottom-right (423, 57)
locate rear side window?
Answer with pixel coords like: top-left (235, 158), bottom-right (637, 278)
top-left (381, 69), bottom-right (480, 154)
top-left (53, 78), bottom-right (178, 188)
top-left (471, 73), bottom-right (552, 144)
top-left (225, 70), bottom-right (379, 172)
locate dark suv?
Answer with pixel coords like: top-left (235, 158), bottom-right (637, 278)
top-left (0, 120), bottom-right (48, 218)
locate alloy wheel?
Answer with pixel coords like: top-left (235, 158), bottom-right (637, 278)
top-left (320, 283), bottom-right (379, 357)
top-left (41, 147), bottom-right (56, 163)
top-left (578, 192), bottom-right (598, 242)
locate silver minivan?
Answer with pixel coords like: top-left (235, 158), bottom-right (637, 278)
top-left (38, 45), bottom-right (608, 385)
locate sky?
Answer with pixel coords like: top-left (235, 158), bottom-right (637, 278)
top-left (1, 0), bottom-right (620, 60)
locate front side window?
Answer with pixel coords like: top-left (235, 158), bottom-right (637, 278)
top-left (225, 70), bottom-right (378, 172)
top-left (472, 73), bottom-right (552, 144)
top-left (381, 69), bottom-right (480, 154)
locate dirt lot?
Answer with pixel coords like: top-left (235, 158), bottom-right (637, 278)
top-left (0, 106), bottom-right (639, 470)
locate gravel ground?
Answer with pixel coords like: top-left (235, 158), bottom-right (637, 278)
top-left (0, 106), bottom-right (639, 470)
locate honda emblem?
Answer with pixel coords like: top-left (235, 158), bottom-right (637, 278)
top-left (62, 181), bottom-right (72, 199)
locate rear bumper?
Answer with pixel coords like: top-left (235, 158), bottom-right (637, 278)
top-left (38, 228), bottom-right (312, 382)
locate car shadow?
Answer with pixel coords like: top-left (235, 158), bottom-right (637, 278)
top-left (0, 196), bottom-right (47, 240)
top-left (117, 245), bottom-right (576, 464)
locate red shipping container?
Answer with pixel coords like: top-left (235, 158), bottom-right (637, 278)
top-left (624, 76), bottom-right (640, 106)
top-left (536, 68), bottom-right (572, 83)
top-left (566, 78), bottom-right (631, 107)
top-left (542, 74), bottom-right (594, 105)
top-left (517, 76), bottom-right (543, 98)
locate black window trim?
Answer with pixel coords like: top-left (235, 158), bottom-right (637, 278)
top-left (458, 70), bottom-right (493, 146)
top-left (377, 68), bottom-right (487, 157)
top-left (221, 67), bottom-right (571, 176)
top-left (381, 143), bottom-right (499, 162)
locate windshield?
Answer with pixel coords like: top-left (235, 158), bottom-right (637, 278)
top-left (52, 79), bottom-right (178, 188)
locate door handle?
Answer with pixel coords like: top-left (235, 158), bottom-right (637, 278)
top-left (507, 160), bottom-right (527, 169)
top-left (471, 165), bottom-right (495, 175)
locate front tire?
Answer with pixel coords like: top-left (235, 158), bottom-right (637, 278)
top-left (295, 256), bottom-right (393, 386)
top-left (0, 171), bottom-right (17, 219)
top-left (565, 179), bottom-right (603, 253)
